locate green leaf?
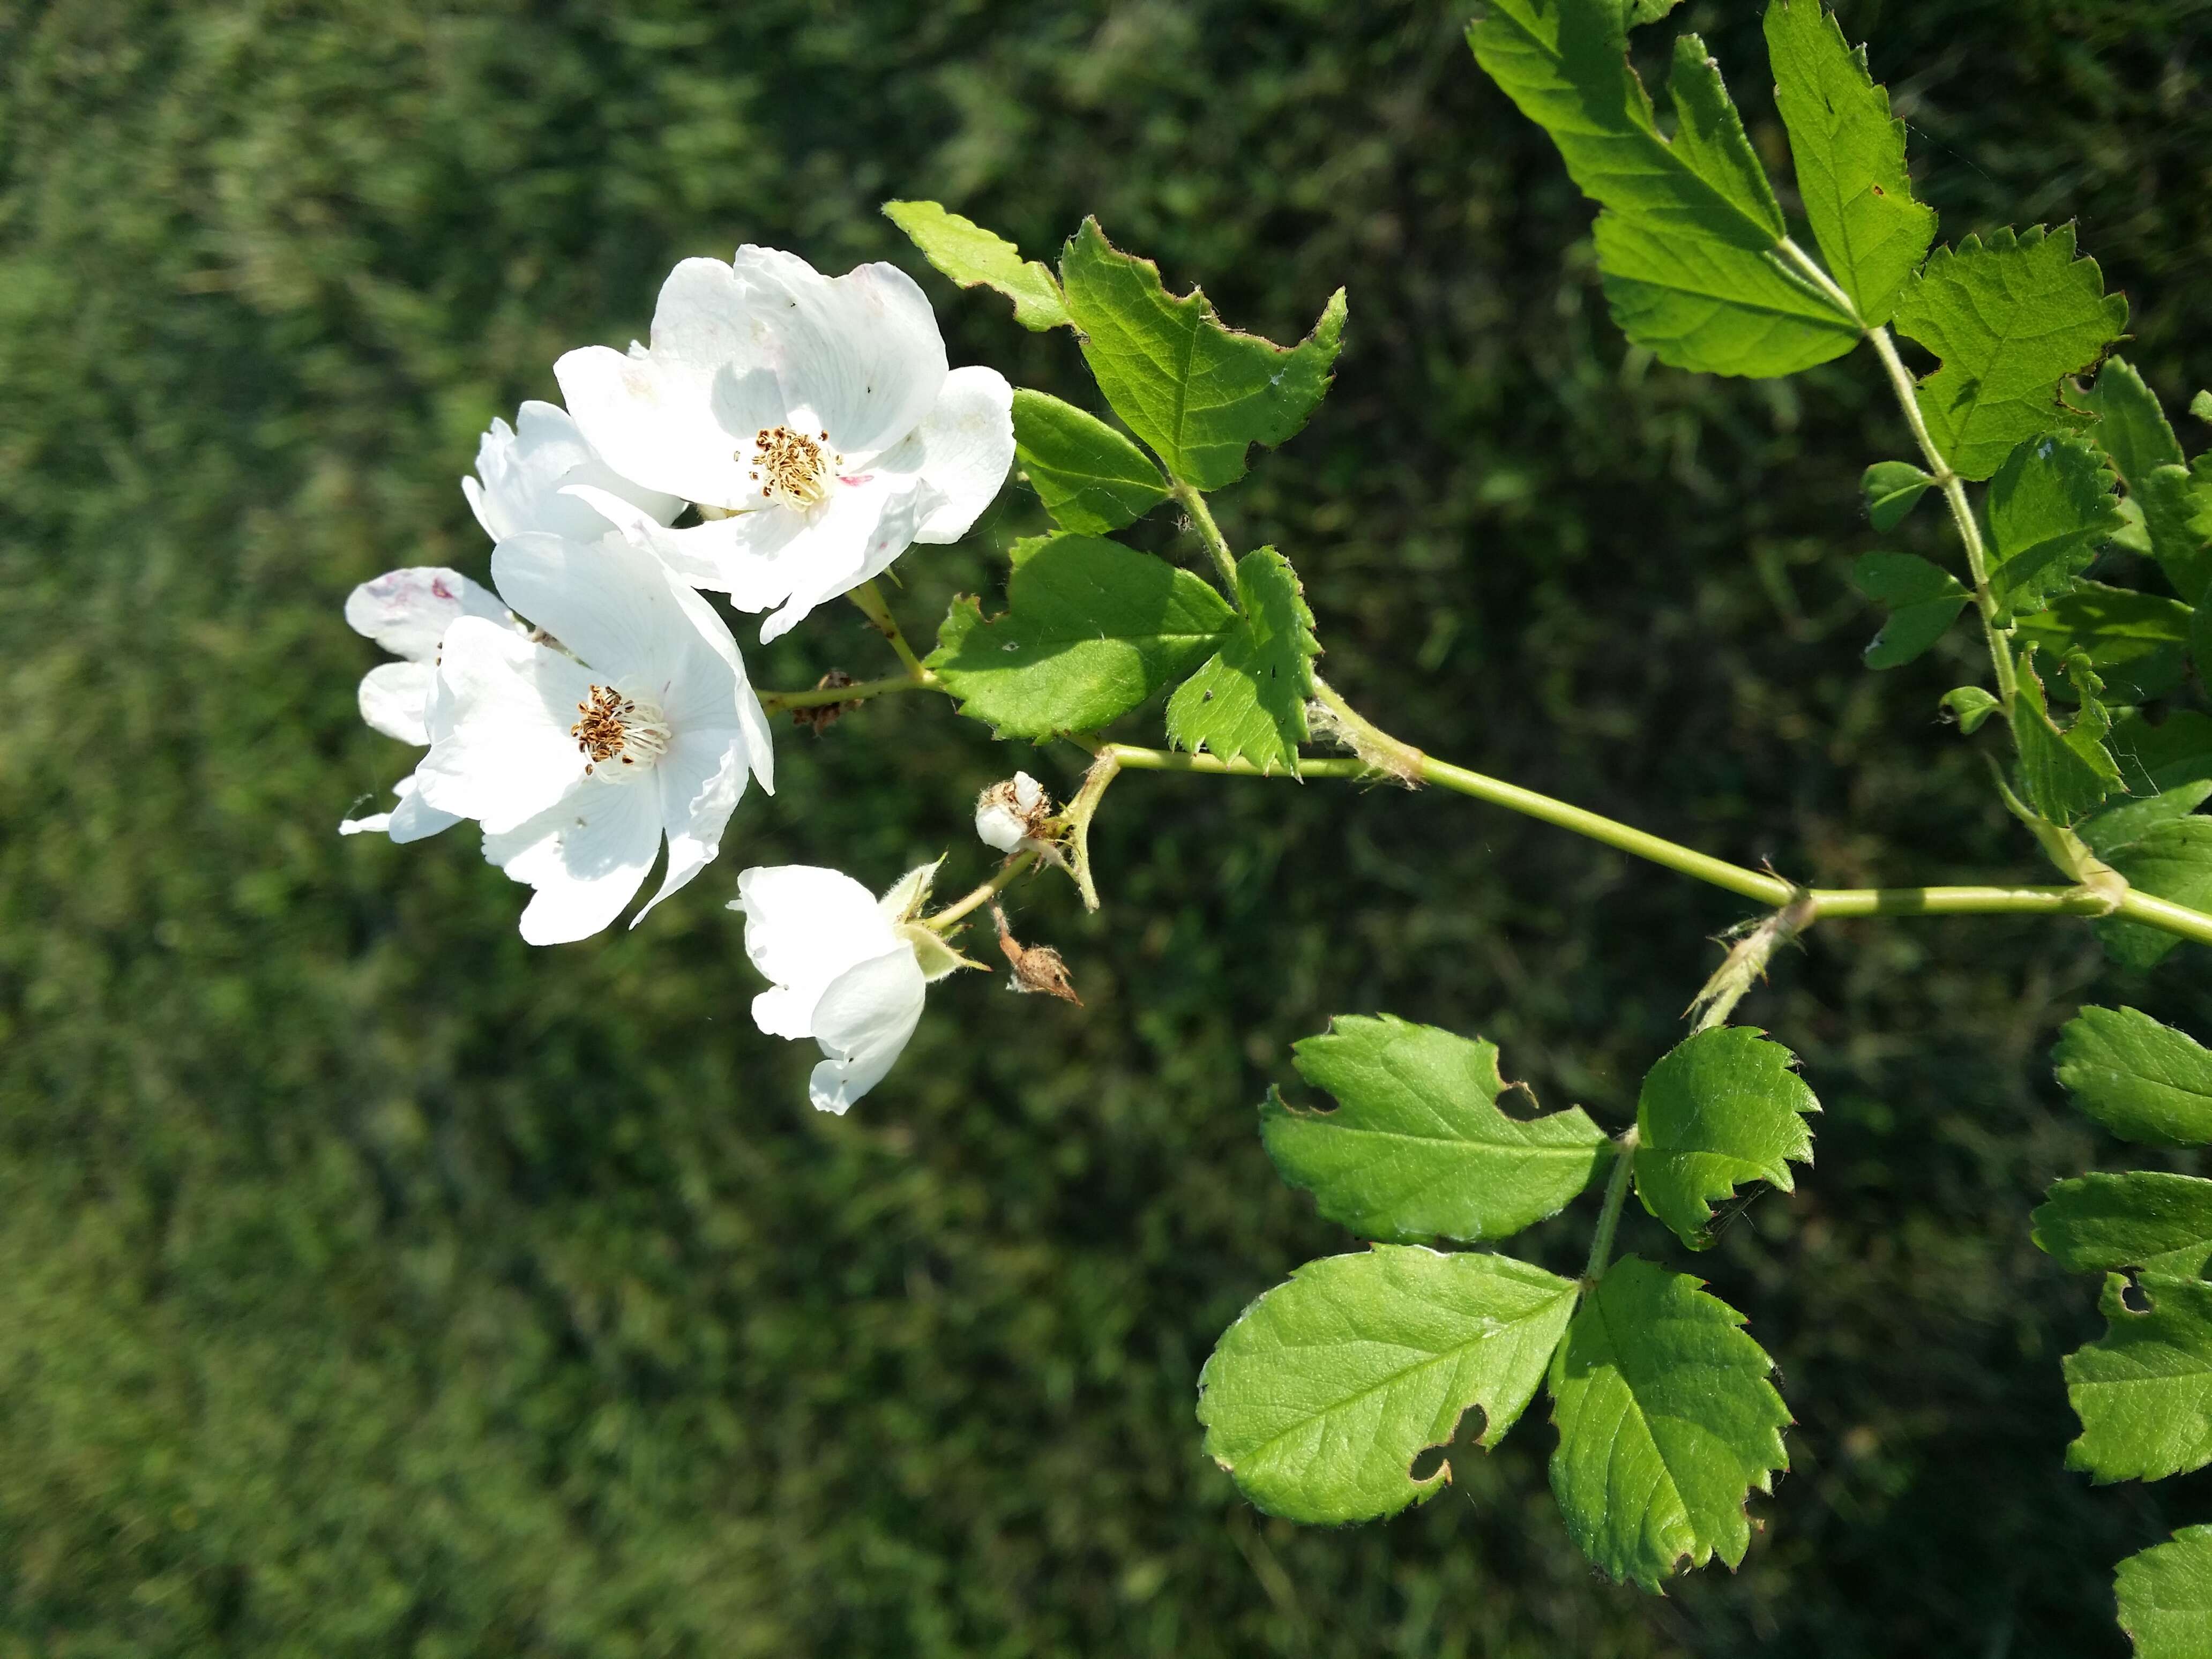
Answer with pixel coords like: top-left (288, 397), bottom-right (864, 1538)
top-left (1986, 434), bottom-right (2127, 620)
top-left (1010, 389), bottom-right (1169, 534)
top-left (1467, 0), bottom-right (1858, 378)
top-left (2118, 1527), bottom-right (2212, 1659)
top-left (1164, 548), bottom-right (1318, 775)
top-left (1197, 1247), bottom-right (1580, 1523)
top-left (1057, 219), bottom-right (1346, 490)
top-left (2112, 712), bottom-right (2212, 795)
top-left (1862, 461), bottom-right (1934, 532)
top-left (2139, 456), bottom-right (2212, 604)
top-left (2064, 1271), bottom-right (2212, 1483)
top-left (1548, 1257), bottom-right (1790, 1588)
top-left (1890, 225), bottom-right (2128, 481)
top-left (2035, 1171), bottom-right (2212, 1283)
top-left (925, 533), bottom-right (1232, 737)
top-left (1264, 1015), bottom-right (1611, 1244)
top-left (1625, 0), bottom-right (1684, 24)
top-left (2195, 391), bottom-right (2212, 427)
top-left (1854, 551), bottom-right (1968, 668)
top-left (1765, 0), bottom-right (1937, 327)
top-left (2013, 647), bottom-right (2123, 826)
top-left (2082, 357), bottom-right (2186, 488)
top-left (2054, 1006), bottom-right (2212, 1146)
top-left (2081, 783), bottom-right (2212, 856)
top-left (881, 200), bottom-right (1071, 331)
top-left (2081, 816), bottom-right (2212, 970)
top-left (1632, 1027), bottom-right (1818, 1249)
top-left (1941, 685), bottom-right (2002, 733)
top-left (2015, 582), bottom-right (2193, 705)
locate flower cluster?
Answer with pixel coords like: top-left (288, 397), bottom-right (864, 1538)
top-left (343, 248), bottom-right (1017, 1107)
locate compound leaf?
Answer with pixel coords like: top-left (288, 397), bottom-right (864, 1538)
top-left (2014, 648), bottom-right (2123, 826)
top-left (1862, 460), bottom-right (1934, 532)
top-left (1011, 389), bottom-right (1170, 534)
top-left (1765, 0), bottom-right (1937, 326)
top-left (1265, 1015), bottom-right (1611, 1244)
top-left (1986, 435), bottom-right (2127, 620)
top-left (1058, 219), bottom-right (1345, 490)
top-left (2064, 1271), bottom-right (2212, 1484)
top-left (2117, 1527), bottom-right (2212, 1659)
top-left (2053, 1007), bottom-right (2212, 1148)
top-left (1548, 1257), bottom-right (1790, 1588)
top-left (1890, 225), bottom-right (2127, 481)
top-left (1633, 1027), bottom-right (1818, 1249)
top-left (1198, 1247), bottom-right (1580, 1523)
top-left (882, 200), bottom-right (1071, 331)
top-left (2034, 1171), bottom-right (2212, 1283)
top-left (1854, 551), bottom-right (1968, 668)
top-left (2015, 582), bottom-right (2193, 706)
top-left (926, 533), bottom-right (1231, 737)
top-left (1164, 548), bottom-right (1318, 775)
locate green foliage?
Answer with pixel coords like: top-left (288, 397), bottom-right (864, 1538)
top-left (2062, 1272), bottom-right (2212, 1484)
top-left (1890, 225), bottom-right (2128, 480)
top-left (2012, 648), bottom-right (2123, 826)
top-left (2034, 1171), bottom-right (2212, 1281)
top-left (1862, 461), bottom-right (1935, 532)
top-left (2053, 1006), bottom-right (2212, 1147)
top-left (1764, 0), bottom-right (1936, 327)
top-left (1942, 685), bottom-right (2003, 733)
top-left (2139, 454), bottom-right (2212, 604)
top-left (2118, 1527), bottom-right (2212, 1659)
top-left (1466, 0), bottom-right (1859, 377)
top-left (1985, 435), bottom-right (2127, 621)
top-left (2082, 357), bottom-right (2186, 488)
top-left (2080, 813), bottom-right (2212, 969)
top-left (1632, 1027), bottom-right (1818, 1249)
top-left (1196, 1248), bottom-right (1579, 1524)
top-left (1057, 219), bottom-right (1346, 490)
top-left (881, 200), bottom-right (1071, 331)
top-left (1009, 388), bottom-right (1169, 534)
top-left (1546, 1258), bottom-right (1790, 1590)
top-left (1262, 1015), bottom-right (1610, 1244)
top-left (1163, 549), bottom-right (1318, 775)
top-left (2014, 583), bottom-right (2193, 705)
top-left (1854, 551), bottom-right (1968, 669)
top-left (2113, 712), bottom-right (2212, 793)
top-left (925, 534), bottom-right (1231, 737)
top-left (1624, 0), bottom-right (1685, 24)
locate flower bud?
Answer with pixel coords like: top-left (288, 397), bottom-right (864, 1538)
top-left (975, 771), bottom-right (1054, 855)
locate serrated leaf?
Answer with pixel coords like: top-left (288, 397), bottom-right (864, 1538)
top-left (2118, 1526), bottom-right (2212, 1659)
top-left (2082, 357), bottom-right (2187, 488)
top-left (2035, 1171), bottom-right (2212, 1283)
top-left (1986, 434), bottom-right (2127, 619)
top-left (1265, 1015), bottom-right (1611, 1244)
top-left (1010, 389), bottom-right (1169, 534)
top-left (1890, 225), bottom-right (2128, 481)
top-left (2015, 582), bottom-right (2194, 705)
top-left (2081, 817), bottom-right (2212, 970)
top-left (1057, 219), bottom-right (1345, 490)
top-left (1765, 0), bottom-right (1937, 327)
top-left (1942, 685), bottom-right (2002, 733)
top-left (1548, 1257), bottom-right (1790, 1589)
top-left (1854, 550), bottom-right (1968, 668)
top-left (925, 533), bottom-right (1232, 737)
top-left (1633, 1026), bottom-right (1818, 1249)
top-left (2081, 783), bottom-right (2212, 856)
top-left (2064, 1271), bottom-right (2212, 1483)
top-left (1197, 1247), bottom-right (1580, 1523)
top-left (881, 200), bottom-right (1071, 331)
top-left (2014, 647), bottom-right (2123, 826)
top-left (1468, 0), bottom-right (1859, 378)
top-left (2053, 1007), bottom-right (2212, 1148)
top-left (1862, 460), bottom-right (1934, 532)
top-left (2139, 456), bottom-right (2212, 604)
top-left (2112, 712), bottom-right (2212, 795)
top-left (1164, 548), bottom-right (1318, 775)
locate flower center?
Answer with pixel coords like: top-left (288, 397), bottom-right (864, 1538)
top-left (744, 424), bottom-right (843, 512)
top-left (570, 684), bottom-right (671, 778)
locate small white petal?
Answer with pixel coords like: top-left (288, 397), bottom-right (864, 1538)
top-left (561, 485), bottom-right (798, 612)
top-left (345, 567), bottom-right (508, 661)
top-left (338, 810), bottom-right (392, 836)
top-left (358, 660), bottom-right (437, 746)
top-left (733, 864), bottom-right (900, 1037)
top-left (757, 474), bottom-right (939, 644)
top-left (633, 727), bottom-right (749, 924)
top-left (806, 946), bottom-right (928, 1114)
top-left (465, 401), bottom-right (682, 543)
top-left (414, 617), bottom-right (594, 834)
top-left (385, 774), bottom-right (461, 843)
top-left (905, 366), bottom-right (1016, 544)
top-left (487, 778), bottom-right (663, 945)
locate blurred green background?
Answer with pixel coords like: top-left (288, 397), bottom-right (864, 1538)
top-left (4, 0), bottom-right (2211, 1652)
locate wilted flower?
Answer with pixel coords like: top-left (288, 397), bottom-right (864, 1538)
top-left (464, 400), bottom-right (683, 544)
top-left (555, 246), bottom-right (1014, 640)
top-left (975, 771), bottom-right (1055, 855)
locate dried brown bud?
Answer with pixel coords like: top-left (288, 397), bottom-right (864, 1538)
top-left (991, 903), bottom-right (1082, 1005)
top-left (792, 668), bottom-right (861, 734)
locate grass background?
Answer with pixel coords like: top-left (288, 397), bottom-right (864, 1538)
top-left (2, 0), bottom-right (2210, 1651)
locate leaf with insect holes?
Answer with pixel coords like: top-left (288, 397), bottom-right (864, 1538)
top-left (1854, 551), bottom-right (1968, 669)
top-left (2062, 1271), bottom-right (2212, 1484)
top-left (1632, 1026), bottom-right (1818, 1249)
top-left (1765, 0), bottom-right (1937, 327)
top-left (1547, 1257), bottom-right (1790, 1589)
top-left (2013, 648), bottom-right (2122, 826)
top-left (2035, 1171), bottom-right (2212, 1283)
top-left (2015, 583), bottom-right (2193, 705)
top-left (1197, 1247), bottom-right (1580, 1523)
top-left (925, 533), bottom-right (1231, 737)
top-left (1862, 461), bottom-right (1934, 532)
top-left (1985, 435), bottom-right (2127, 620)
top-left (1263, 1015), bottom-right (1611, 1244)
top-left (882, 201), bottom-right (1071, 331)
top-left (1057, 219), bottom-right (1345, 490)
top-left (2052, 1006), bottom-right (2212, 1148)
top-left (1011, 389), bottom-right (1169, 534)
top-left (1164, 549), bottom-right (1318, 776)
top-left (1467, 0), bottom-right (1859, 378)
top-left (2079, 811), bottom-right (2212, 970)
top-left (1889, 225), bottom-right (2127, 481)
top-left (2118, 1527), bottom-right (2212, 1659)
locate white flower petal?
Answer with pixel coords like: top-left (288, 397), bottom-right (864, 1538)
top-left (806, 946), bottom-right (928, 1115)
top-left (632, 728), bottom-right (749, 925)
top-left (757, 474), bottom-right (939, 644)
top-left (490, 531), bottom-right (733, 703)
top-left (358, 660), bottom-right (436, 745)
top-left (905, 366), bottom-right (1015, 544)
top-left (486, 778), bottom-right (663, 945)
top-left (338, 809), bottom-right (391, 836)
top-left (733, 864), bottom-right (899, 1037)
top-left (465, 401), bottom-right (682, 543)
top-left (560, 484), bottom-right (796, 611)
top-left (414, 617), bottom-right (595, 834)
top-left (385, 774), bottom-right (461, 843)
top-left (345, 566), bottom-right (508, 661)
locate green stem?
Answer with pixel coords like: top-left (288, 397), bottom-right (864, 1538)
top-left (1583, 1127), bottom-right (1640, 1286)
top-left (1170, 481), bottom-right (1243, 594)
top-left (757, 674), bottom-right (938, 714)
top-left (924, 847), bottom-right (1043, 932)
top-left (848, 580), bottom-right (931, 679)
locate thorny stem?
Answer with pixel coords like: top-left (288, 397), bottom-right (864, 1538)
top-left (924, 846), bottom-right (1043, 932)
top-left (757, 674), bottom-right (936, 714)
top-left (1172, 480), bottom-right (1244, 594)
top-left (848, 580), bottom-right (931, 679)
top-left (1583, 1127), bottom-right (1640, 1287)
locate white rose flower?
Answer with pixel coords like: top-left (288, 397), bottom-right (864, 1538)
top-left (463, 400), bottom-right (684, 544)
top-left (732, 862), bottom-right (973, 1114)
top-left (414, 533), bottom-right (774, 944)
top-left (975, 771), bottom-right (1052, 854)
top-left (341, 565), bottom-right (519, 843)
top-left (554, 246), bottom-right (1014, 641)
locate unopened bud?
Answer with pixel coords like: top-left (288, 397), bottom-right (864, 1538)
top-left (975, 771), bottom-right (1055, 855)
